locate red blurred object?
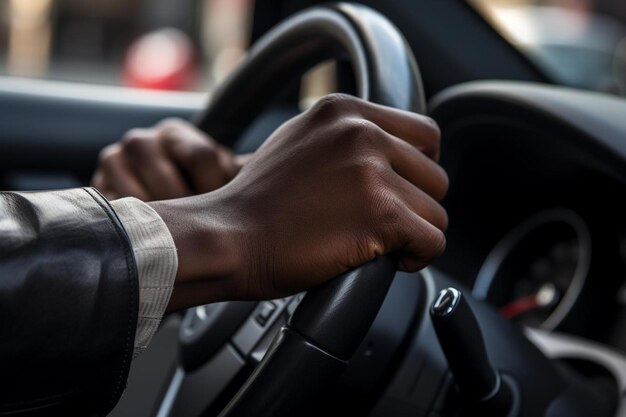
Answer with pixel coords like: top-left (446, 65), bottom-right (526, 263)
top-left (500, 294), bottom-right (539, 320)
top-left (123, 28), bottom-right (197, 90)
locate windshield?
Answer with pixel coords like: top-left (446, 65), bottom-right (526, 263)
top-left (468, 0), bottom-right (626, 97)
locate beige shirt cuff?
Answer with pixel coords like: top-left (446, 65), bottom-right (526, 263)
top-left (110, 197), bottom-right (178, 357)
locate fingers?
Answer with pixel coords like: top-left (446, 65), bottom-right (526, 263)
top-left (120, 129), bottom-right (193, 200)
top-left (383, 131), bottom-right (449, 202)
top-left (92, 118), bottom-right (246, 201)
top-left (369, 157), bottom-right (447, 270)
top-left (332, 117), bottom-right (447, 203)
top-left (308, 94), bottom-right (447, 269)
top-left (356, 101), bottom-right (441, 161)
top-left (390, 174), bottom-right (448, 232)
top-left (397, 210), bottom-right (447, 272)
top-left (310, 94), bottom-right (442, 161)
top-left (364, 189), bottom-right (446, 273)
top-left (93, 145), bottom-right (151, 200)
top-left (157, 120), bottom-right (238, 193)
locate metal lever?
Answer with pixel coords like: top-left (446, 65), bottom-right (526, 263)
top-left (431, 287), bottom-right (514, 416)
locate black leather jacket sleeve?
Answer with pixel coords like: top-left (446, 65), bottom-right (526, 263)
top-left (0, 188), bottom-right (138, 417)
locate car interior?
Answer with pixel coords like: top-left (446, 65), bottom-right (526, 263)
top-left (1, 0), bottom-right (625, 416)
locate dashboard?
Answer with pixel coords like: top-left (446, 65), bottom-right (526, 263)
top-left (106, 80), bottom-right (626, 417)
top-left (473, 208), bottom-right (592, 330)
top-left (431, 82), bottom-right (626, 354)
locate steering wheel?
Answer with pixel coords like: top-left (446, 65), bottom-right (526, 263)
top-left (167, 4), bottom-right (616, 417)
top-left (192, 3), bottom-right (425, 417)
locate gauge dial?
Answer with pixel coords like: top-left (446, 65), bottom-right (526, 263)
top-left (473, 209), bottom-right (591, 329)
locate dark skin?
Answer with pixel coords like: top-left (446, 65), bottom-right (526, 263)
top-left (92, 118), bottom-right (252, 200)
top-left (92, 94), bottom-right (449, 312)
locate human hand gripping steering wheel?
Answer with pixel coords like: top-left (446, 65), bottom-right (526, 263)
top-left (96, 4), bottom-right (446, 416)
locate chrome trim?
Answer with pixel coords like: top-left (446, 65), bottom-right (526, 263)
top-left (473, 208), bottom-right (592, 330)
top-left (432, 287), bottom-right (461, 317)
top-left (526, 328), bottom-right (626, 417)
top-left (155, 367), bottom-right (185, 417)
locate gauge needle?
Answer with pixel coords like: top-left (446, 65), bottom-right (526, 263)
top-left (500, 283), bottom-right (558, 320)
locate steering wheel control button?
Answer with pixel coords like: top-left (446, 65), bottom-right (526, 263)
top-left (430, 287), bottom-right (514, 415)
top-left (286, 293), bottom-right (305, 315)
top-left (431, 287), bottom-right (461, 317)
top-left (255, 301), bottom-right (277, 326)
top-left (232, 297), bottom-right (291, 356)
top-left (182, 304), bottom-right (222, 336)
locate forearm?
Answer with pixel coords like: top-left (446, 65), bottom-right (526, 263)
top-left (0, 188), bottom-right (236, 414)
top-left (148, 192), bottom-right (243, 312)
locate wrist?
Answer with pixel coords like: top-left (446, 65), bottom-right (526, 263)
top-left (149, 192), bottom-right (242, 309)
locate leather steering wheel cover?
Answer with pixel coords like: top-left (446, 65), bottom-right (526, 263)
top-left (198, 4), bottom-right (425, 416)
top-left (287, 255), bottom-right (399, 359)
top-left (197, 7), bottom-right (370, 146)
top-left (196, 4), bottom-right (425, 146)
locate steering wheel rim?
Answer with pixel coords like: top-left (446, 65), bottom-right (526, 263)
top-left (195, 4), bottom-right (426, 416)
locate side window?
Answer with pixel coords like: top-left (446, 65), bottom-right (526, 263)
top-left (468, 0), bottom-right (626, 96)
top-left (0, 0), bottom-right (253, 91)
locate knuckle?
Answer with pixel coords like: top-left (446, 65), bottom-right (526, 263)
top-left (338, 118), bottom-right (383, 149)
top-left (309, 93), bottom-right (354, 117)
top-left (354, 157), bottom-right (388, 185)
top-left (121, 129), bottom-right (151, 153)
top-left (156, 118), bottom-right (188, 139)
top-left (324, 92), bottom-right (354, 103)
top-left (352, 118), bottom-right (380, 136)
top-left (156, 117), bottom-right (186, 132)
top-left (98, 144), bottom-right (120, 166)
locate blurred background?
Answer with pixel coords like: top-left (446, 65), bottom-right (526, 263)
top-left (0, 0), bottom-right (254, 91)
top-left (0, 0), bottom-right (624, 95)
top-left (471, 0), bottom-right (626, 95)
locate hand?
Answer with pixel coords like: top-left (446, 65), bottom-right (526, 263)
top-left (150, 94), bottom-right (449, 310)
top-left (92, 118), bottom-right (250, 200)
